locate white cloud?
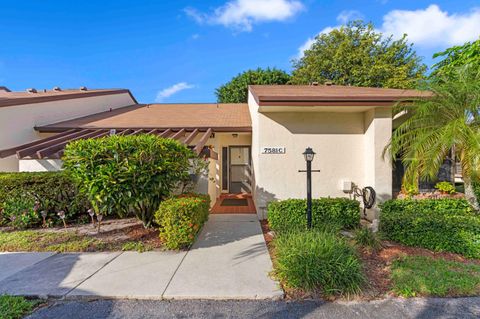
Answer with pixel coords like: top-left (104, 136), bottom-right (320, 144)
top-left (296, 5), bottom-right (480, 58)
top-left (185, 0), bottom-right (304, 32)
top-left (184, 7), bottom-right (206, 24)
top-left (336, 10), bottom-right (364, 24)
top-left (296, 26), bottom-right (336, 58)
top-left (380, 5), bottom-right (480, 47)
top-left (296, 10), bottom-right (363, 58)
top-left (155, 82), bottom-right (195, 102)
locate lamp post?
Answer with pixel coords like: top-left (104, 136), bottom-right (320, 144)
top-left (299, 147), bottom-right (319, 229)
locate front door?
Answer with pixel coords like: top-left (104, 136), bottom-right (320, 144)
top-left (229, 146), bottom-right (252, 193)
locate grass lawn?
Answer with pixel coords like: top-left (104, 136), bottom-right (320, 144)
top-left (0, 230), bottom-right (158, 253)
top-left (0, 295), bottom-right (39, 319)
top-left (391, 256), bottom-right (480, 297)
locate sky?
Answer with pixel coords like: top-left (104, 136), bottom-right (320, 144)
top-left (0, 1), bottom-right (479, 103)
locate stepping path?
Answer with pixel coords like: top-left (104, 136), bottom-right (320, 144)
top-left (0, 214), bottom-right (282, 300)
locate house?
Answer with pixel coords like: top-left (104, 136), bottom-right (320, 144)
top-left (0, 86), bottom-right (137, 171)
top-left (0, 84), bottom-right (430, 220)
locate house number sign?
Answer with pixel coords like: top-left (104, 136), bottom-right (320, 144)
top-left (261, 147), bottom-right (286, 154)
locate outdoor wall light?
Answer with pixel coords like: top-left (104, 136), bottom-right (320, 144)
top-left (232, 133), bottom-right (238, 138)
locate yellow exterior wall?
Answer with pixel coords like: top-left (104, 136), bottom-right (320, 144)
top-left (248, 91), bottom-right (392, 219)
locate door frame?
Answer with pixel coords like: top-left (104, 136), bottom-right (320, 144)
top-left (228, 145), bottom-right (252, 194)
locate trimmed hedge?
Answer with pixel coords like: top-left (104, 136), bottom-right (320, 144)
top-left (274, 230), bottom-right (365, 295)
top-left (267, 198), bottom-right (360, 233)
top-left (380, 199), bottom-right (480, 258)
top-left (154, 194), bottom-right (210, 250)
top-left (0, 171), bottom-right (89, 227)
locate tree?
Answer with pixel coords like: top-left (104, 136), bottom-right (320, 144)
top-left (385, 66), bottom-right (480, 209)
top-left (63, 135), bottom-right (195, 227)
top-left (291, 21), bottom-right (426, 89)
top-left (430, 38), bottom-right (480, 79)
top-left (215, 67), bottom-right (290, 103)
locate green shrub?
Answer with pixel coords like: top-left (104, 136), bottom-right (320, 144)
top-left (63, 134), bottom-right (196, 227)
top-left (267, 198), bottom-right (360, 233)
top-left (435, 181), bottom-right (456, 194)
top-left (354, 227), bottom-right (382, 251)
top-left (274, 230), bottom-right (365, 295)
top-left (380, 199), bottom-right (480, 258)
top-left (155, 193), bottom-right (210, 249)
top-left (474, 183), bottom-right (480, 204)
top-left (0, 171), bottom-right (88, 226)
top-left (1, 193), bottom-right (40, 229)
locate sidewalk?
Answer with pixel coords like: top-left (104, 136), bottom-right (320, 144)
top-left (0, 214), bottom-right (282, 300)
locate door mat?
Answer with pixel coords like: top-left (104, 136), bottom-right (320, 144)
top-left (220, 198), bottom-right (249, 206)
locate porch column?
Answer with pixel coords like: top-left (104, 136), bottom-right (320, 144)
top-left (363, 107), bottom-right (392, 221)
top-left (207, 157), bottom-right (218, 208)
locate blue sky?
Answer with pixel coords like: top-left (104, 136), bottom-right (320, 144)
top-left (0, 1), bottom-right (479, 103)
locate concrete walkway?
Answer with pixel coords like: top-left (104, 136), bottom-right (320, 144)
top-left (0, 214), bottom-right (282, 300)
top-left (164, 214), bottom-right (282, 299)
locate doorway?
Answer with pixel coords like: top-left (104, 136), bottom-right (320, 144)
top-left (228, 146), bottom-right (252, 193)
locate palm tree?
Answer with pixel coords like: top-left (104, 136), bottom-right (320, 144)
top-left (385, 66), bottom-right (480, 210)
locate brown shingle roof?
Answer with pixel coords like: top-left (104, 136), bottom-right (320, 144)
top-left (249, 85), bottom-right (432, 106)
top-left (0, 88), bottom-right (137, 107)
top-left (36, 103), bottom-right (252, 132)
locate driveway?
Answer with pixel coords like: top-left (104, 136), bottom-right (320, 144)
top-left (0, 214), bottom-right (282, 300)
top-left (27, 298), bottom-right (480, 319)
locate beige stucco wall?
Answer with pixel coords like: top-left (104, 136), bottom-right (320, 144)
top-left (0, 93), bottom-right (135, 171)
top-left (248, 91), bottom-right (392, 219)
top-left (19, 159), bottom-right (63, 172)
top-left (363, 107), bottom-right (393, 219)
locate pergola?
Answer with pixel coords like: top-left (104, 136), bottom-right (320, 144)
top-left (0, 127), bottom-right (217, 160)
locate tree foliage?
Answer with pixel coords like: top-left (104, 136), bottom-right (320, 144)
top-left (215, 67), bottom-right (290, 103)
top-left (431, 38), bottom-right (480, 79)
top-left (291, 21), bottom-right (426, 89)
top-left (385, 66), bottom-right (480, 209)
top-left (63, 135), bottom-right (195, 227)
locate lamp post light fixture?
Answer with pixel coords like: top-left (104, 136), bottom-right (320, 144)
top-left (40, 211), bottom-right (47, 227)
top-left (88, 209), bottom-right (96, 227)
top-left (96, 213), bottom-right (103, 233)
top-left (57, 210), bottom-right (67, 229)
top-left (303, 147), bottom-right (316, 162)
top-left (299, 147), bottom-right (320, 229)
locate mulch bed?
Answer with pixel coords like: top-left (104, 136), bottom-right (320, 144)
top-left (118, 226), bottom-right (163, 249)
top-left (259, 220), bottom-right (480, 301)
top-left (0, 218), bottom-right (165, 252)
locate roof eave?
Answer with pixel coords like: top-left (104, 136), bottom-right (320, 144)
top-left (0, 89), bottom-right (137, 108)
top-left (35, 125), bottom-right (252, 133)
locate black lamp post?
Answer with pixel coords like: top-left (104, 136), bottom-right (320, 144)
top-left (300, 147), bottom-right (319, 229)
